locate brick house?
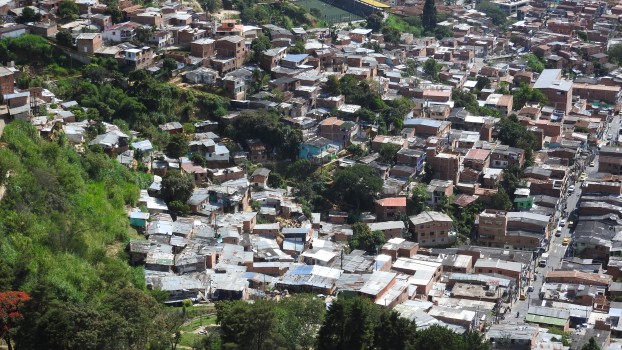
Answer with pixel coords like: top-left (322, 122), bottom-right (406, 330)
top-left (409, 211), bottom-right (454, 247)
top-left (533, 69), bottom-right (573, 114)
top-left (76, 33), bottom-right (102, 55)
top-left (375, 197), bottom-right (407, 221)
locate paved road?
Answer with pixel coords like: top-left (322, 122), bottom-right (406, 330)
top-left (502, 113), bottom-right (622, 324)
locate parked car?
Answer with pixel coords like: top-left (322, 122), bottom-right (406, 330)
top-left (590, 161), bottom-right (595, 167)
top-left (568, 185), bottom-right (575, 193)
top-left (555, 227), bottom-right (562, 236)
top-left (560, 219), bottom-right (567, 227)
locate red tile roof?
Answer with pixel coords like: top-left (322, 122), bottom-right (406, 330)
top-left (376, 197), bottom-right (406, 207)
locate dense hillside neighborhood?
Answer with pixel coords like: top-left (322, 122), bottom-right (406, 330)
top-left (2, 0), bottom-right (622, 348)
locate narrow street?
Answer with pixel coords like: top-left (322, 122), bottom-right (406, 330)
top-left (499, 114), bottom-right (622, 323)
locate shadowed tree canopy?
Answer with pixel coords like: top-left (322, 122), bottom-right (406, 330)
top-left (331, 164), bottom-right (382, 212)
top-left (350, 222), bottom-right (386, 254)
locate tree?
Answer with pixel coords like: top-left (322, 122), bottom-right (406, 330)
top-left (250, 35), bottom-right (271, 64)
top-left (324, 75), bottom-right (341, 95)
top-left (15, 7), bottom-right (42, 23)
top-left (423, 58), bottom-right (440, 80)
top-left (166, 134), bottom-right (189, 159)
top-left (581, 337), bottom-right (601, 350)
top-left (203, 0), bottom-right (223, 12)
top-left (490, 188), bottom-right (513, 210)
top-left (160, 171), bottom-right (194, 204)
top-left (366, 12), bottom-right (384, 32)
top-left (524, 53), bottom-right (545, 73)
top-left (433, 25), bottom-right (453, 40)
top-left (58, 0), bottom-right (80, 19)
top-left (476, 1), bottom-right (507, 26)
top-left (331, 164), bottom-right (383, 212)
top-left (55, 30), bottom-right (73, 47)
top-left (134, 26), bottom-right (153, 44)
top-left (379, 144), bottom-right (400, 165)
top-left (289, 40), bottom-right (306, 54)
top-left (0, 291), bottom-right (30, 350)
top-left (475, 76), bottom-right (491, 90)
top-left (317, 297), bottom-right (416, 350)
top-left (408, 183), bottom-right (430, 215)
top-left (512, 83), bottom-right (547, 110)
top-left (609, 43), bottom-right (622, 65)
top-left (350, 222), bottom-right (386, 253)
top-left (422, 0), bottom-right (437, 32)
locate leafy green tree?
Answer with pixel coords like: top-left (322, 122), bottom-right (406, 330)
top-left (55, 30), bottom-right (73, 47)
top-left (190, 152), bottom-right (208, 167)
top-left (408, 183), bottom-right (430, 215)
top-left (524, 53), bottom-right (545, 73)
top-left (593, 62), bottom-right (609, 77)
top-left (496, 115), bottom-right (538, 161)
top-left (512, 83), bottom-right (547, 110)
top-left (379, 144), bottom-right (400, 165)
top-left (324, 75), bottom-right (341, 95)
top-left (422, 0), bottom-right (437, 32)
top-left (317, 297), bottom-right (379, 350)
top-left (476, 1), bottom-right (507, 26)
top-left (317, 297), bottom-right (416, 350)
top-left (81, 63), bottom-right (109, 83)
top-left (373, 308), bottom-right (417, 350)
top-left (501, 165), bottom-right (524, 198)
top-left (350, 222), bottom-right (385, 253)
top-left (490, 188), bottom-right (513, 210)
top-left (415, 325), bottom-right (467, 350)
top-left (609, 43), bottom-right (622, 65)
top-left (366, 11), bottom-right (384, 32)
top-left (331, 164), bottom-right (382, 211)
top-left (58, 0), bottom-right (80, 19)
top-left (203, 0), bottom-right (223, 12)
top-left (217, 300), bottom-right (281, 350)
top-left (475, 76), bottom-right (491, 90)
top-left (433, 25), bottom-right (453, 40)
top-left (287, 159), bottom-right (315, 179)
top-left (423, 58), bottom-right (440, 80)
top-left (581, 337), bottom-right (601, 350)
top-left (166, 134), bottom-right (188, 159)
top-left (452, 88), bottom-right (479, 114)
top-left (168, 200), bottom-right (191, 218)
top-left (160, 171), bottom-right (194, 204)
top-left (134, 26), bottom-right (153, 44)
top-left (16, 7), bottom-right (42, 23)
top-left (250, 35), bottom-right (271, 64)
top-left (289, 40), bottom-right (306, 54)
top-left (347, 144), bottom-right (366, 158)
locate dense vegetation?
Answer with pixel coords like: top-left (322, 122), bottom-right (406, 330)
top-left (209, 296), bottom-right (491, 350)
top-left (0, 122), bottom-right (185, 349)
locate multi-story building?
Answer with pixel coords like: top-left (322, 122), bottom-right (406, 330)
top-left (533, 69), bottom-right (573, 115)
top-left (490, 145), bottom-right (525, 169)
top-left (409, 211), bottom-right (454, 247)
top-left (598, 146), bottom-right (622, 175)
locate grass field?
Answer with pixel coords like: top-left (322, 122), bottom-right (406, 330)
top-left (294, 0), bottom-right (364, 23)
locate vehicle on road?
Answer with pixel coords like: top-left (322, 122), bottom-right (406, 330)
top-left (527, 285), bottom-right (534, 292)
top-left (608, 134), bottom-right (613, 140)
top-left (562, 237), bottom-right (570, 246)
top-left (560, 219), bottom-right (567, 227)
top-left (590, 161), bottom-right (595, 167)
top-left (539, 253), bottom-right (548, 267)
top-left (568, 221), bottom-right (574, 229)
top-left (555, 227), bottom-right (562, 236)
top-left (568, 185), bottom-right (575, 193)
top-left (579, 173), bottom-right (587, 181)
